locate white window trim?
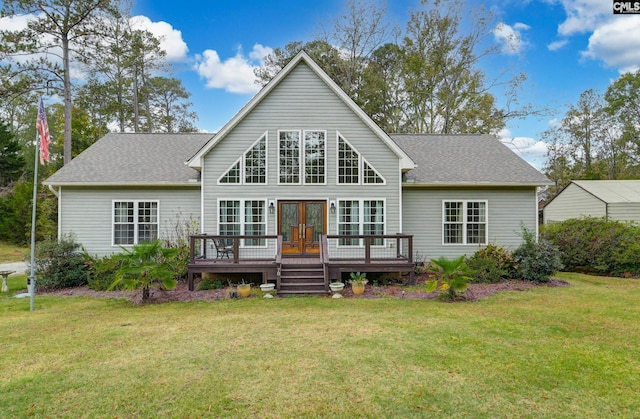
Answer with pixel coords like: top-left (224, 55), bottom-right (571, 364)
top-left (303, 129), bottom-right (327, 185)
top-left (335, 198), bottom-right (387, 247)
top-left (441, 200), bottom-right (488, 246)
top-left (111, 200), bottom-right (160, 247)
top-left (336, 132), bottom-right (386, 185)
top-left (217, 131), bottom-right (268, 185)
top-left (217, 198), bottom-right (268, 248)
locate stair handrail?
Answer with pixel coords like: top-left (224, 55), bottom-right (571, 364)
top-left (276, 235), bottom-right (283, 290)
top-left (320, 234), bottom-right (330, 289)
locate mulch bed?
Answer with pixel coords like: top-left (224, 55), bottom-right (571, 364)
top-left (36, 277), bottom-right (570, 304)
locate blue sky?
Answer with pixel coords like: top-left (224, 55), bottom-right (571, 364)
top-left (3, 0), bottom-right (639, 169)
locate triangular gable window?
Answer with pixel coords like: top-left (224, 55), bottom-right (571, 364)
top-left (218, 133), bottom-right (267, 184)
top-left (337, 133), bottom-right (385, 185)
top-left (363, 159), bottom-right (384, 184)
top-left (219, 160), bottom-right (241, 184)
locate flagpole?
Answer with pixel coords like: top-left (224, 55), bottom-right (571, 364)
top-left (28, 101), bottom-right (42, 312)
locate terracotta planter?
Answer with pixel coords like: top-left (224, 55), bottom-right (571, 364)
top-left (351, 280), bottom-right (367, 295)
top-left (237, 284), bottom-right (251, 298)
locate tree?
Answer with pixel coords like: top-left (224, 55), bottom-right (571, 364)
top-left (321, 0), bottom-right (395, 99)
top-left (0, 0), bottom-right (117, 165)
top-left (360, 43), bottom-right (406, 132)
top-left (0, 119), bottom-right (25, 187)
top-left (401, 0), bottom-right (502, 134)
top-left (140, 76), bottom-right (198, 133)
top-left (605, 70), bottom-right (640, 174)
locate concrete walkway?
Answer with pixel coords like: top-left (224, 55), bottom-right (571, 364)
top-left (0, 261), bottom-right (28, 275)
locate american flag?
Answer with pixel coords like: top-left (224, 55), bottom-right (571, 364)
top-left (36, 98), bottom-right (50, 164)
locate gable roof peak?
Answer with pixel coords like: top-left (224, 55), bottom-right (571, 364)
top-left (186, 50), bottom-right (414, 170)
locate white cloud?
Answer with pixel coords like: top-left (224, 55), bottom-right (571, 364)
top-left (581, 16), bottom-right (640, 73)
top-left (501, 131), bottom-right (548, 169)
top-left (129, 15), bottom-right (188, 62)
top-left (547, 39), bottom-right (568, 51)
top-left (0, 13), bottom-right (33, 31)
top-left (493, 22), bottom-right (530, 55)
top-left (194, 44), bottom-right (273, 94)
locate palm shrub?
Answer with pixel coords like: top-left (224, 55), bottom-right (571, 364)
top-left (109, 240), bottom-right (180, 303)
top-left (426, 255), bottom-right (474, 300)
top-left (512, 228), bottom-right (563, 283)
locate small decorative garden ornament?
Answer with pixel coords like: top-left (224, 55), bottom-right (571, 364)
top-left (329, 281), bottom-right (345, 298)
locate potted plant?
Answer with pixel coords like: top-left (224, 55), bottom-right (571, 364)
top-left (329, 279), bottom-right (345, 298)
top-left (349, 272), bottom-right (368, 295)
top-left (237, 279), bottom-right (251, 298)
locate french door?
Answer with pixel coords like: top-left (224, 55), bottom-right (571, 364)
top-left (278, 201), bottom-right (326, 255)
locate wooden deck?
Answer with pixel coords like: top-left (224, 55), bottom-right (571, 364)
top-left (187, 234), bottom-right (414, 294)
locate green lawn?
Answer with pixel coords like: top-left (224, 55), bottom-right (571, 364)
top-left (0, 241), bottom-right (27, 263)
top-left (1, 272), bottom-right (639, 418)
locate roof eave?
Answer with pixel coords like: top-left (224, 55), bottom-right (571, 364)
top-left (43, 181), bottom-right (201, 187)
top-left (402, 181), bottom-right (553, 188)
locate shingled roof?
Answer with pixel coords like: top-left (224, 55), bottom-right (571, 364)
top-left (44, 133), bottom-right (213, 186)
top-left (391, 134), bottom-right (551, 186)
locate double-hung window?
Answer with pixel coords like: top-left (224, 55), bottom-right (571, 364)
top-left (218, 199), bottom-right (266, 246)
top-left (113, 201), bottom-right (159, 245)
top-left (279, 130), bottom-right (326, 184)
top-left (337, 199), bottom-right (385, 246)
top-left (443, 201), bottom-right (487, 245)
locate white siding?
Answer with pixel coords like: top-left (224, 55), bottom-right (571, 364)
top-left (403, 187), bottom-right (538, 260)
top-left (543, 183), bottom-right (605, 223)
top-left (202, 62), bottom-right (402, 235)
top-left (607, 203), bottom-right (640, 223)
top-left (59, 187), bottom-right (201, 257)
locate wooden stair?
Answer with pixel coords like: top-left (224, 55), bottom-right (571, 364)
top-left (278, 261), bottom-right (328, 296)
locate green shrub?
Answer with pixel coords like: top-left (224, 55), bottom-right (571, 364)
top-left (109, 240), bottom-right (179, 303)
top-left (199, 275), bottom-right (225, 290)
top-left (542, 217), bottom-right (640, 276)
top-left (35, 234), bottom-right (88, 290)
top-left (513, 228), bottom-right (563, 283)
top-left (466, 244), bottom-right (513, 283)
top-left (87, 253), bottom-right (127, 291)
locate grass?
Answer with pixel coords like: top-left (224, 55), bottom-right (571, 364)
top-left (0, 241), bottom-right (28, 263)
top-left (1, 272), bottom-right (639, 418)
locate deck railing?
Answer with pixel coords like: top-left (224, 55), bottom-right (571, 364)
top-left (189, 235), bottom-right (279, 263)
top-left (324, 234), bottom-right (413, 263)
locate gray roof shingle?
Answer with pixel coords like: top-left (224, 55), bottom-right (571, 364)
top-left (391, 134), bottom-right (551, 186)
top-left (44, 133), bottom-right (214, 185)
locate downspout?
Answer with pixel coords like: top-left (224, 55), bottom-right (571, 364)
top-left (48, 184), bottom-right (59, 198)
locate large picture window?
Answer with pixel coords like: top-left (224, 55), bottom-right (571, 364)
top-left (337, 199), bottom-right (385, 246)
top-left (279, 130), bottom-right (326, 184)
top-left (443, 201), bottom-right (487, 245)
top-left (113, 201), bottom-right (158, 245)
top-left (218, 199), bottom-right (266, 247)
